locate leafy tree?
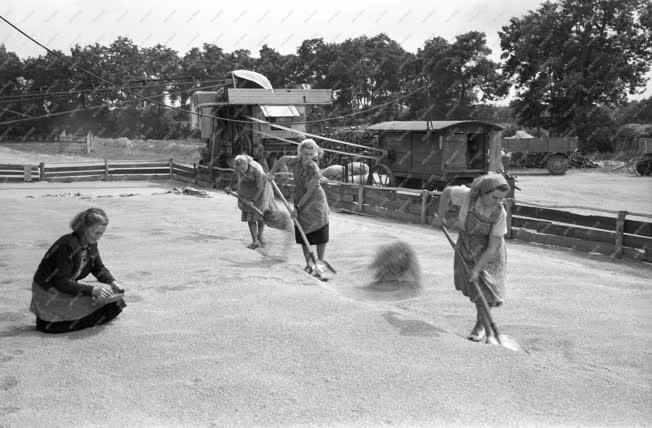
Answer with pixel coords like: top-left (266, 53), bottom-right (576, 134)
top-left (500, 0), bottom-right (652, 150)
top-left (254, 44), bottom-right (297, 88)
top-left (404, 32), bottom-right (506, 121)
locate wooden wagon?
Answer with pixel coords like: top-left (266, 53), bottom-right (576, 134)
top-left (365, 120), bottom-right (505, 190)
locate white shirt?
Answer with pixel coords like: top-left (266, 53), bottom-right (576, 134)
top-left (449, 186), bottom-right (507, 237)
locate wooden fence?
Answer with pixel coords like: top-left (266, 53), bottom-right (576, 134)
top-left (0, 160), bottom-right (174, 183)
top-left (510, 204), bottom-right (651, 262)
top-left (2, 160), bottom-right (650, 262)
top-left (0, 164), bottom-right (40, 182)
top-left (58, 131), bottom-right (94, 154)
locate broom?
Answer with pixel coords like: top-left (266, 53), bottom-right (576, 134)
top-left (441, 225), bottom-right (525, 353)
top-left (225, 188), bottom-right (292, 230)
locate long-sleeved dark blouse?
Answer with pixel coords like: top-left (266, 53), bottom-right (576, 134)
top-left (33, 232), bottom-right (115, 296)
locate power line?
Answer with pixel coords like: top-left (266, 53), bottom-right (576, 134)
top-left (296, 83), bottom-right (429, 125)
top-left (0, 79), bottom-right (226, 103)
top-left (0, 82), bottom-right (220, 126)
top-left (0, 15), bottom-right (258, 125)
top-left (0, 14), bottom-right (428, 130)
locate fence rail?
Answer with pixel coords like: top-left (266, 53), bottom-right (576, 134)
top-left (2, 160), bottom-right (650, 262)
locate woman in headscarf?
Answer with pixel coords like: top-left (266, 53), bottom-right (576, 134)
top-left (432, 173), bottom-right (511, 344)
top-left (266, 139), bottom-right (330, 274)
top-left (30, 208), bottom-right (126, 334)
top-left (229, 154), bottom-right (274, 249)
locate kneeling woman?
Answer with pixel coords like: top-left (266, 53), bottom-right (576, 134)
top-left (267, 139), bottom-right (330, 274)
top-left (30, 208), bottom-right (126, 333)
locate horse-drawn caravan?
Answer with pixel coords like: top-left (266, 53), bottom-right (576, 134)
top-left (364, 120), bottom-right (505, 190)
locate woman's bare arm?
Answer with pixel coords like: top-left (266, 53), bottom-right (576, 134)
top-left (471, 235), bottom-right (502, 277)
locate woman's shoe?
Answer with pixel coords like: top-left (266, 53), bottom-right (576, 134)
top-left (467, 328), bottom-right (486, 342)
top-left (485, 335), bottom-right (500, 345)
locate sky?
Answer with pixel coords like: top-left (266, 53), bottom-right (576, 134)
top-left (1, 0), bottom-right (651, 100)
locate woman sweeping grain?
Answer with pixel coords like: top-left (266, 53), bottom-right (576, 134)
top-left (432, 173), bottom-right (510, 345)
top-left (267, 139), bottom-right (330, 275)
top-left (30, 208), bottom-right (126, 334)
top-left (229, 154), bottom-right (274, 249)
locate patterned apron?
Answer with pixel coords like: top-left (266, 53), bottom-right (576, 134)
top-left (453, 196), bottom-right (506, 307)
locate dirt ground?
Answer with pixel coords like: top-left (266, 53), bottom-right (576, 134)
top-left (511, 168), bottom-right (652, 218)
top-left (0, 177), bottom-right (650, 427)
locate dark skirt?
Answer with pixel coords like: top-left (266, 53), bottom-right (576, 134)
top-left (295, 223), bottom-right (329, 245)
top-left (35, 299), bottom-right (126, 334)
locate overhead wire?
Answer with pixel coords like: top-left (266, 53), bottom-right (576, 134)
top-left (0, 14), bottom-right (428, 145)
top-left (0, 79), bottom-right (226, 103)
top-left (0, 82), bottom-right (221, 126)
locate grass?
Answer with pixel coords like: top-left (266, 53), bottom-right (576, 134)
top-left (0, 139), bottom-right (204, 165)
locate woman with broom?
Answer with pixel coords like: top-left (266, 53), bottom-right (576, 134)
top-left (227, 154), bottom-right (275, 249)
top-left (266, 139), bottom-right (330, 275)
top-left (432, 173), bottom-right (511, 345)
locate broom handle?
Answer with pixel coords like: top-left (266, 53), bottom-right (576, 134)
top-left (225, 189), bottom-right (264, 216)
top-left (441, 226), bottom-right (501, 339)
top-left (269, 179), bottom-right (318, 265)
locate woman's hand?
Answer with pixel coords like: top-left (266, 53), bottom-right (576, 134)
top-left (110, 281), bottom-right (125, 293)
top-left (290, 207), bottom-right (298, 219)
top-left (431, 214), bottom-right (448, 228)
top-left (265, 172), bottom-right (275, 181)
top-left (92, 284), bottom-right (114, 299)
top-left (469, 268), bottom-right (481, 283)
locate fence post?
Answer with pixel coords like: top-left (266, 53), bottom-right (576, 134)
top-left (504, 198), bottom-right (514, 239)
top-left (104, 159), bottom-right (109, 181)
top-left (612, 210), bottom-right (627, 259)
top-left (39, 162), bottom-right (45, 181)
top-left (169, 158), bottom-right (173, 178)
top-left (24, 165), bottom-right (32, 182)
top-left (356, 184), bottom-right (365, 212)
top-left (421, 190), bottom-right (429, 224)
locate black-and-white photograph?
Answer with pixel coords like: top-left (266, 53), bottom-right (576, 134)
top-left (1, 0), bottom-right (651, 426)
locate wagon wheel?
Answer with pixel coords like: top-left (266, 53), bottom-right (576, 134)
top-left (635, 156), bottom-right (652, 176)
top-left (367, 164), bottom-right (395, 187)
top-left (546, 154), bottom-right (570, 175)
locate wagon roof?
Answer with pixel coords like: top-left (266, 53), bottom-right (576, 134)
top-left (366, 120), bottom-right (503, 132)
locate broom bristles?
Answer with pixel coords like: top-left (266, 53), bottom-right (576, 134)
top-left (369, 241), bottom-right (422, 289)
top-left (262, 207), bottom-right (293, 231)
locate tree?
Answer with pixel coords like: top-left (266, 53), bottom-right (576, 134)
top-left (0, 44), bottom-right (22, 95)
top-left (500, 0), bottom-right (652, 150)
top-left (254, 45), bottom-right (296, 88)
top-left (404, 32), bottom-right (506, 120)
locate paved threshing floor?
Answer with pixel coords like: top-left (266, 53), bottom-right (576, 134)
top-left (0, 180), bottom-right (650, 426)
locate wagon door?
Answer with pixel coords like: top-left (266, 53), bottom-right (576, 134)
top-left (467, 133), bottom-right (487, 170)
top-left (441, 133), bottom-right (468, 171)
top-left (410, 132), bottom-right (440, 177)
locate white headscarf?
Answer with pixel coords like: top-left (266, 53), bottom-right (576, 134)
top-left (297, 138), bottom-right (324, 160)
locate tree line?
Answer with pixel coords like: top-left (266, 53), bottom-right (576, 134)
top-left (0, 0), bottom-right (650, 153)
